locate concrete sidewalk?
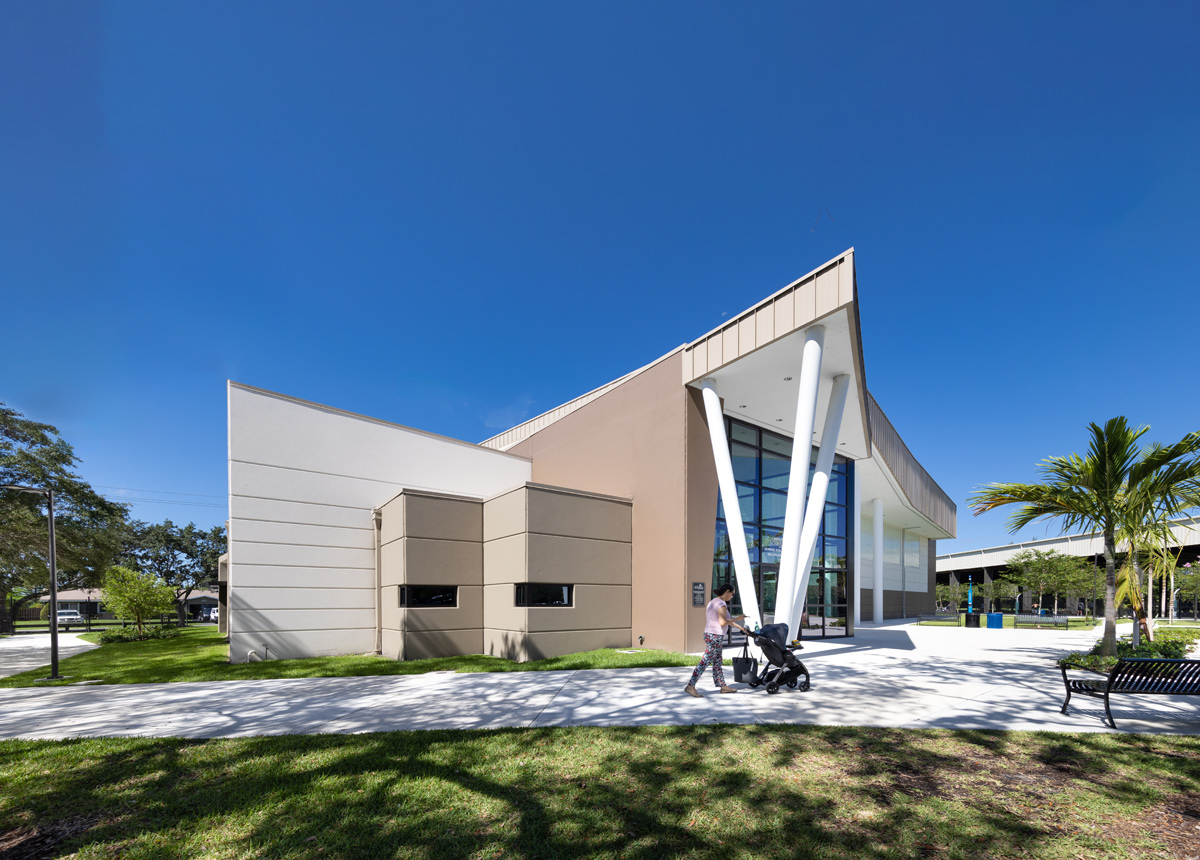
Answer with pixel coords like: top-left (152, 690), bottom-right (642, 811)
top-left (1, 622), bottom-right (1197, 740)
top-left (0, 632), bottom-right (98, 680)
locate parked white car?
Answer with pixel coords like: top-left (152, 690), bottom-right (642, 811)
top-left (55, 609), bottom-right (84, 625)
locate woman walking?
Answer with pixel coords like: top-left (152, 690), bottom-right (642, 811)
top-left (685, 584), bottom-right (749, 697)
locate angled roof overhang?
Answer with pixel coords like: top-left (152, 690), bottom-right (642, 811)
top-left (682, 249), bottom-right (955, 541)
top-left (681, 250), bottom-right (870, 461)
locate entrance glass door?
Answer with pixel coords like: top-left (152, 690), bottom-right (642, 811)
top-left (802, 570), bottom-right (848, 638)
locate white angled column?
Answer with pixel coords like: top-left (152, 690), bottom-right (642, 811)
top-left (852, 462), bottom-right (862, 628)
top-left (773, 326), bottom-right (825, 633)
top-left (789, 373), bottom-right (850, 635)
top-left (872, 497), bottom-right (884, 624)
top-left (700, 379), bottom-right (762, 630)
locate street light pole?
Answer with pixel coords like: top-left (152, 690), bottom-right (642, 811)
top-left (3, 484), bottom-right (61, 679)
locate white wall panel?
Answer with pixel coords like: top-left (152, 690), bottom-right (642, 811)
top-left (862, 520), bottom-right (926, 593)
top-left (230, 462), bottom-right (411, 510)
top-left (232, 496), bottom-right (372, 529)
top-left (230, 629), bottom-right (375, 661)
top-left (233, 542), bottom-right (374, 570)
top-left (231, 586), bottom-right (374, 611)
top-left (230, 607), bottom-right (375, 632)
top-left (231, 518), bottom-right (373, 550)
top-left (232, 565), bottom-right (375, 590)
top-left (227, 382), bottom-right (534, 662)
top-left (230, 384), bottom-right (531, 496)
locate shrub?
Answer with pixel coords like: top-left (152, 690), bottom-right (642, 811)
top-left (1058, 626), bottom-right (1200, 673)
top-left (98, 625), bottom-right (181, 645)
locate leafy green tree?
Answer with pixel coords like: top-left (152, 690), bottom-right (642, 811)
top-left (1178, 562), bottom-right (1200, 621)
top-left (934, 581), bottom-right (963, 612)
top-left (1, 404), bottom-right (128, 630)
top-left (101, 565), bottom-right (175, 632)
top-left (1004, 550), bottom-right (1093, 614)
top-left (183, 523), bottom-right (226, 590)
top-left (977, 576), bottom-right (1019, 613)
top-left (971, 417), bottom-right (1200, 656)
top-left (122, 520), bottom-right (226, 624)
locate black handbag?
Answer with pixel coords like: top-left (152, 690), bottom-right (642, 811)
top-left (731, 640), bottom-right (758, 683)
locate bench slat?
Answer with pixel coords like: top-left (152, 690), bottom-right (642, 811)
top-left (1062, 658), bottom-right (1200, 728)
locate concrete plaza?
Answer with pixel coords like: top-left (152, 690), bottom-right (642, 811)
top-left (1, 621), bottom-right (1197, 740)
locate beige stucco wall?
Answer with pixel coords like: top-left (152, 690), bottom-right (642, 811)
top-left (482, 484), bottom-right (632, 661)
top-left (504, 353), bottom-right (718, 654)
top-left (379, 490), bottom-right (484, 659)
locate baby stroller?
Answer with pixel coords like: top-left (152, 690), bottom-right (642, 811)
top-left (746, 623), bottom-right (810, 694)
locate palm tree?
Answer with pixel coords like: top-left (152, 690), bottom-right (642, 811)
top-left (970, 417), bottom-right (1200, 656)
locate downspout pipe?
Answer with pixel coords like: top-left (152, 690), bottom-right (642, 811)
top-left (372, 508), bottom-right (383, 655)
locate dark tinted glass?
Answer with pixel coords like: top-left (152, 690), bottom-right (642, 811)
top-left (405, 586), bottom-right (457, 607)
top-left (515, 584), bottom-right (573, 607)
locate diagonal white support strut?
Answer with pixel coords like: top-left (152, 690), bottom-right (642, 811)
top-left (773, 326), bottom-right (825, 634)
top-left (789, 373), bottom-right (850, 635)
top-left (700, 379), bottom-right (762, 630)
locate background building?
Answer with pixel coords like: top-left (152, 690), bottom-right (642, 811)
top-left (937, 516), bottom-right (1200, 614)
top-left (223, 250), bottom-right (955, 662)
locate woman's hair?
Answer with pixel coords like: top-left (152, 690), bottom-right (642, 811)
top-left (713, 584), bottom-right (734, 598)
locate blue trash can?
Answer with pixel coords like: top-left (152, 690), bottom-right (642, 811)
top-left (986, 612), bottom-right (1003, 629)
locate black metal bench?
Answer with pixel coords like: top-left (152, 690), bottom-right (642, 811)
top-left (917, 613), bottom-right (959, 625)
top-left (1014, 613), bottom-right (1069, 629)
top-left (1060, 658), bottom-right (1200, 728)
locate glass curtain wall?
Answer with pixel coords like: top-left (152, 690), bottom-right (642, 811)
top-left (712, 416), bottom-right (852, 638)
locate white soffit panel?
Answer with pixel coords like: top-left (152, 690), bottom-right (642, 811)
top-left (857, 452), bottom-right (952, 541)
top-left (690, 307), bottom-right (868, 460)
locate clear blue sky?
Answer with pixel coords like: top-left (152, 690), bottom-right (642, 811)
top-left (2, 2), bottom-right (1197, 551)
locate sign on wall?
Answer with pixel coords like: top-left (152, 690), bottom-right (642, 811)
top-left (692, 582), bottom-right (706, 607)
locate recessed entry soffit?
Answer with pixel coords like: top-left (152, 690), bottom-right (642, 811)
top-left (690, 308), bottom-right (868, 461)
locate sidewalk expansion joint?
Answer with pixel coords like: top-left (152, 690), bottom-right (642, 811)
top-left (527, 670), bottom-right (578, 727)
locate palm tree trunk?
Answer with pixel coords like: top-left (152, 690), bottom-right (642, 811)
top-left (1132, 554), bottom-right (1154, 643)
top-left (1101, 530), bottom-right (1117, 657)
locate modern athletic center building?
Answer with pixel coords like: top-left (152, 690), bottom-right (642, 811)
top-left (221, 249), bottom-right (956, 662)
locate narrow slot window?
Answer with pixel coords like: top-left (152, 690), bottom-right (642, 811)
top-left (514, 584), bottom-right (573, 607)
top-left (400, 585), bottom-right (457, 607)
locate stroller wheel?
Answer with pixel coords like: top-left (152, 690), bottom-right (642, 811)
top-left (766, 683), bottom-right (780, 694)
top-left (747, 677), bottom-right (760, 688)
top-left (799, 677), bottom-right (811, 692)
top-left (786, 679), bottom-right (798, 689)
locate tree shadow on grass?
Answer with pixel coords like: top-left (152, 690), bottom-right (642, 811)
top-left (2, 726), bottom-right (1200, 859)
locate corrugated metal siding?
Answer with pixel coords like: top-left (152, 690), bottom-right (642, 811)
top-left (867, 391), bottom-right (957, 538)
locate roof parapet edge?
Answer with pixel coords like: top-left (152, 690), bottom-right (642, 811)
top-left (227, 380), bottom-right (532, 463)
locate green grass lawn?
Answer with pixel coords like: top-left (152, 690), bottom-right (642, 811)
top-left (0, 626), bottom-right (698, 688)
top-left (2, 726), bottom-right (1198, 859)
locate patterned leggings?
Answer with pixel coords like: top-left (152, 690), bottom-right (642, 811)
top-left (689, 633), bottom-right (727, 688)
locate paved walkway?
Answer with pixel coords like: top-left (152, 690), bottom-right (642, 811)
top-left (1, 622), bottom-right (1197, 740)
top-left (0, 631), bottom-right (98, 680)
